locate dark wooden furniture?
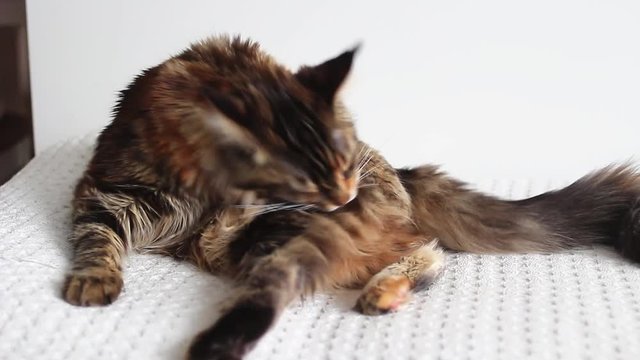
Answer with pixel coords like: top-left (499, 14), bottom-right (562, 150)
top-left (0, 0), bottom-right (33, 185)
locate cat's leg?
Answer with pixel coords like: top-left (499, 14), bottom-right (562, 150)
top-left (62, 190), bottom-right (129, 306)
top-left (187, 233), bottom-right (329, 360)
top-left (63, 183), bottom-right (202, 306)
top-left (356, 240), bottom-right (445, 315)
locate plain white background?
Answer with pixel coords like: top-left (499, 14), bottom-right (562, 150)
top-left (26, 0), bottom-right (640, 187)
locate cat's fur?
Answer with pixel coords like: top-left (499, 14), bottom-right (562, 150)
top-left (62, 36), bottom-right (640, 360)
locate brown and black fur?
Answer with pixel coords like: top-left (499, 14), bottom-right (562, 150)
top-left (62, 35), bottom-right (640, 360)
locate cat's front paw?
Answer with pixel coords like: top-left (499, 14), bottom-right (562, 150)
top-left (62, 268), bottom-right (123, 306)
top-left (187, 335), bottom-right (242, 360)
top-left (355, 275), bottom-right (411, 315)
top-left (187, 298), bottom-right (276, 360)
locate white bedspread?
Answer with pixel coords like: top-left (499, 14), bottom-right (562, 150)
top-left (1, 135), bottom-right (639, 360)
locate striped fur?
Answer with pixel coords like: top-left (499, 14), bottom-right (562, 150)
top-left (399, 164), bottom-right (640, 258)
top-left (62, 35), bottom-right (640, 359)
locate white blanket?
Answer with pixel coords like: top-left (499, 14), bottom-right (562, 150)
top-left (1, 135), bottom-right (639, 360)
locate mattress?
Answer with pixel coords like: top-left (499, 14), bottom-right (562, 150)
top-left (1, 134), bottom-right (639, 360)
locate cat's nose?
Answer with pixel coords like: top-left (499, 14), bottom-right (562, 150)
top-left (333, 192), bottom-right (352, 206)
top-left (328, 188), bottom-right (358, 208)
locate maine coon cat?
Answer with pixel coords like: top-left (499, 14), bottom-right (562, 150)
top-left (63, 35), bottom-right (640, 360)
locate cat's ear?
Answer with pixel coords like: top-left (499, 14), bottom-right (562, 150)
top-left (295, 44), bottom-right (360, 103)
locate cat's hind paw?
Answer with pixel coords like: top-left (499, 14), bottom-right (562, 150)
top-left (355, 275), bottom-right (411, 315)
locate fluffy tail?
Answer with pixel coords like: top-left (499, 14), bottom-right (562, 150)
top-left (398, 164), bottom-right (640, 262)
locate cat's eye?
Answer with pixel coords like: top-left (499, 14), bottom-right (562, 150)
top-left (227, 146), bottom-right (254, 161)
top-left (291, 171), bottom-right (313, 186)
top-left (290, 173), bottom-right (319, 193)
top-left (342, 165), bottom-right (355, 178)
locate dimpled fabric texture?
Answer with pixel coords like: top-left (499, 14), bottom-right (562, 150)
top-left (1, 134), bottom-right (639, 360)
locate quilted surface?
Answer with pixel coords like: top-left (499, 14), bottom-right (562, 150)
top-left (1, 135), bottom-right (639, 360)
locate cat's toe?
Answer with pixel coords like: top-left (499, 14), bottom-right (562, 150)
top-left (62, 268), bottom-right (123, 306)
top-left (355, 275), bottom-right (411, 315)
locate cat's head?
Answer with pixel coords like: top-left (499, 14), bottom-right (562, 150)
top-left (199, 39), bottom-right (361, 211)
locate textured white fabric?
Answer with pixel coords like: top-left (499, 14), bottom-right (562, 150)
top-left (1, 135), bottom-right (640, 360)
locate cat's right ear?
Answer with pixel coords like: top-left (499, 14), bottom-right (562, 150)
top-left (295, 44), bottom-right (361, 104)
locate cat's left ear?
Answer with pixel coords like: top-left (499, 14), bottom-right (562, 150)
top-left (295, 44), bottom-right (360, 104)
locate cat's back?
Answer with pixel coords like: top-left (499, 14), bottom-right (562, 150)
top-left (85, 37), bottom-right (263, 190)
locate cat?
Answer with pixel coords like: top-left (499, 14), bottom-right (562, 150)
top-left (62, 35), bottom-right (640, 360)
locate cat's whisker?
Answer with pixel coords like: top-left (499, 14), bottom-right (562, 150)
top-left (357, 144), bottom-right (372, 158)
top-left (356, 149), bottom-right (373, 171)
top-left (355, 160), bottom-right (373, 181)
top-left (358, 164), bottom-right (383, 181)
top-left (233, 202), bottom-right (302, 217)
top-left (232, 203), bottom-right (287, 209)
top-left (243, 202), bottom-right (315, 217)
top-left (356, 151), bottom-right (376, 176)
top-left (240, 206), bottom-right (280, 213)
top-left (294, 204), bottom-right (315, 214)
top-left (355, 145), bottom-right (370, 163)
top-left (356, 158), bottom-right (372, 174)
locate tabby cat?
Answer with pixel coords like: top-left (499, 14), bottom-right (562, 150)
top-left (62, 35), bottom-right (640, 360)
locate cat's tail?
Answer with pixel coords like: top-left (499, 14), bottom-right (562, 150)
top-left (398, 164), bottom-right (640, 262)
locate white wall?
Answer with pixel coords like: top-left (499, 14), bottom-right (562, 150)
top-left (26, 0), bottom-right (640, 187)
